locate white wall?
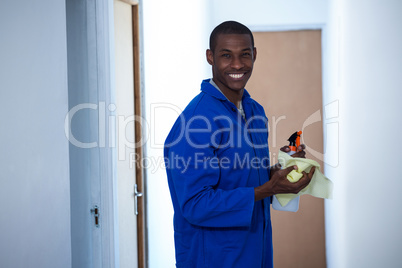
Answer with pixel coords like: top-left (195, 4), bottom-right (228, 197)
top-left (325, 0), bottom-right (402, 267)
top-left (142, 0), bottom-right (210, 267)
top-left (209, 0), bottom-right (328, 32)
top-left (0, 1), bottom-right (72, 267)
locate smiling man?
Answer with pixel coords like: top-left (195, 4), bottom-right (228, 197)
top-left (164, 21), bottom-right (314, 268)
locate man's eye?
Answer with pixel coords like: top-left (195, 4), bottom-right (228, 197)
top-left (222, 54), bottom-right (231, 58)
top-left (243, 52), bottom-right (251, 57)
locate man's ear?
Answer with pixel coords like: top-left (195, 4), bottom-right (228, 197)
top-left (253, 47), bottom-right (257, 62)
top-left (206, 49), bottom-right (214, 65)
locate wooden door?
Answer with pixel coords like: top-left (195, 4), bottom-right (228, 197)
top-left (247, 30), bottom-right (326, 268)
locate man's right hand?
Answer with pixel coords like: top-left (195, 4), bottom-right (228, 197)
top-left (254, 165), bottom-right (315, 201)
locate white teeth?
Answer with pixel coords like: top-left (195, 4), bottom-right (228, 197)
top-left (229, 73), bottom-right (244, 79)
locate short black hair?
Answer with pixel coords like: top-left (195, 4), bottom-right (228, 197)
top-left (209, 21), bottom-right (254, 52)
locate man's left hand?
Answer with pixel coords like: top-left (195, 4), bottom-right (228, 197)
top-left (269, 144), bottom-right (307, 180)
top-left (280, 144), bottom-right (306, 158)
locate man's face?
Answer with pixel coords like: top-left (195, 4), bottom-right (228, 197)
top-left (207, 33), bottom-right (256, 95)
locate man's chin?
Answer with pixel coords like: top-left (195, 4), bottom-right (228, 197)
top-left (228, 82), bottom-right (247, 92)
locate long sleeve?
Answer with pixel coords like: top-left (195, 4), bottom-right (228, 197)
top-left (166, 121), bottom-right (255, 228)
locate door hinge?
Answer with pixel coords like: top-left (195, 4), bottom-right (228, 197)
top-left (134, 184), bottom-right (143, 216)
top-left (90, 205), bottom-right (100, 228)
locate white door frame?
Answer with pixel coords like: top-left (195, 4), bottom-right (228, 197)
top-left (94, 0), bottom-right (119, 266)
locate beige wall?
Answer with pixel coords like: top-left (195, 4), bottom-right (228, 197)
top-left (247, 30), bottom-right (326, 268)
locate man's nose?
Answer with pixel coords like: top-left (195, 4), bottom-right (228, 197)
top-left (231, 56), bottom-right (244, 69)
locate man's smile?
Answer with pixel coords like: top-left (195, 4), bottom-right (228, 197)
top-left (228, 73), bottom-right (246, 79)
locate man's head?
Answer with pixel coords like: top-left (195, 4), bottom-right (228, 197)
top-left (209, 21), bottom-right (254, 53)
top-left (207, 21), bottom-right (256, 98)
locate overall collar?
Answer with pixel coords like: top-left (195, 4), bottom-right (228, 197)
top-left (201, 79), bottom-right (251, 102)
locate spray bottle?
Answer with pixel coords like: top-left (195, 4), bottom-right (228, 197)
top-left (287, 131), bottom-right (302, 156)
top-left (272, 131), bottom-right (303, 212)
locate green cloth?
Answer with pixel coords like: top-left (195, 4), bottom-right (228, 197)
top-left (275, 151), bottom-right (334, 206)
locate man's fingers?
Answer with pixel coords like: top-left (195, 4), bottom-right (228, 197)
top-left (299, 166), bottom-right (315, 185)
top-left (308, 166), bottom-right (316, 179)
top-left (297, 144), bottom-right (306, 152)
top-left (296, 172), bottom-right (310, 191)
top-left (280, 146), bottom-right (290, 152)
top-left (292, 150), bottom-right (306, 158)
top-left (281, 165), bottom-right (297, 176)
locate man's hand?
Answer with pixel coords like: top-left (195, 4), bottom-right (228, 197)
top-left (255, 164), bottom-right (315, 201)
top-left (269, 144), bottom-right (307, 179)
top-left (280, 144), bottom-right (306, 158)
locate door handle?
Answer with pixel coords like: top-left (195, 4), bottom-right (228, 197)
top-left (134, 184), bottom-right (143, 216)
top-left (90, 205), bottom-right (100, 228)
